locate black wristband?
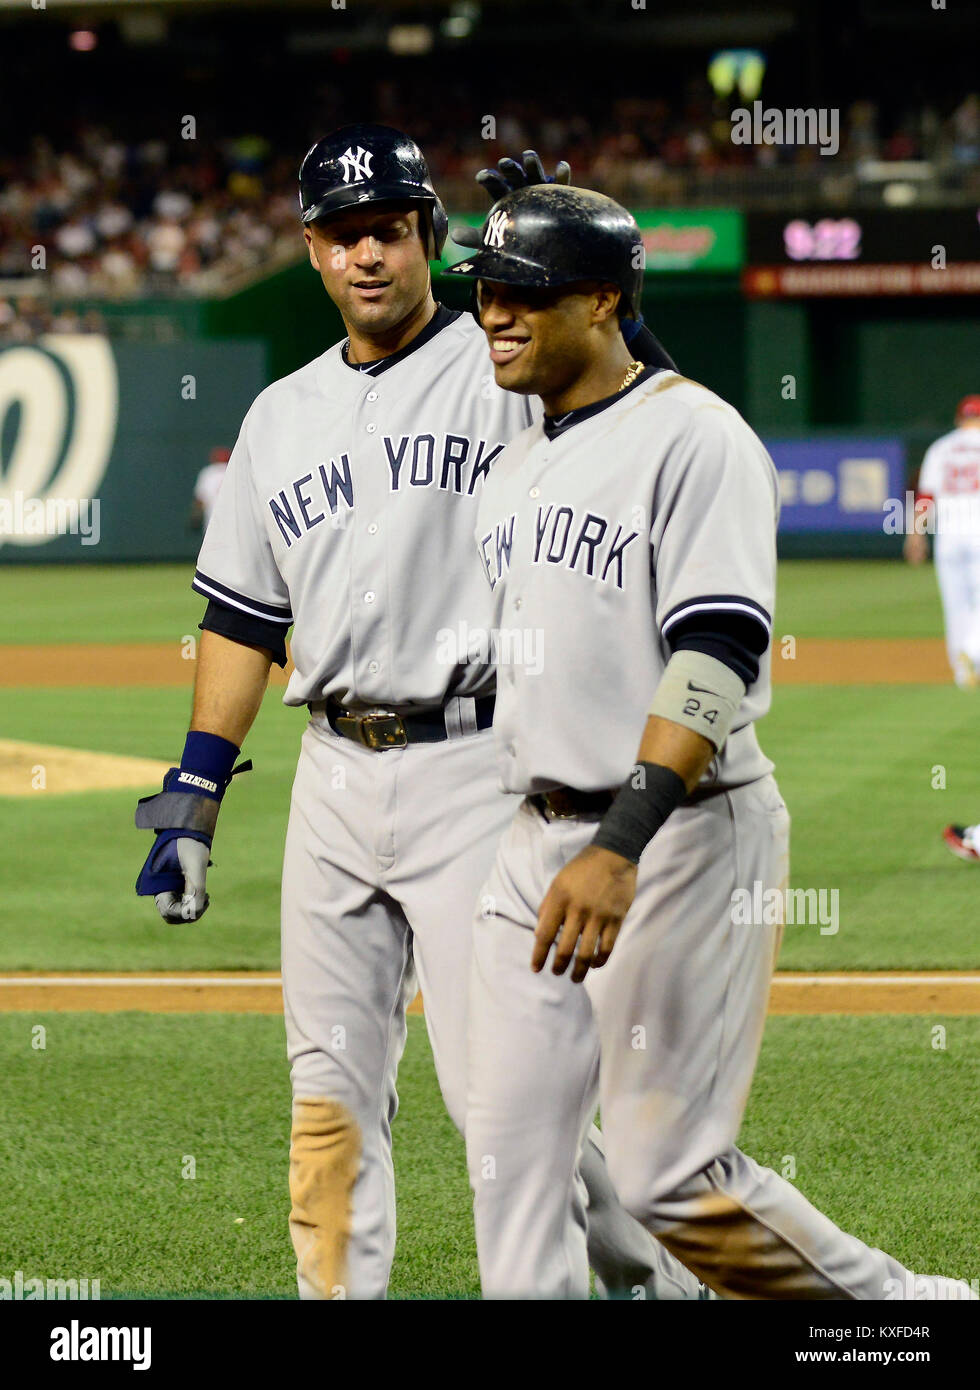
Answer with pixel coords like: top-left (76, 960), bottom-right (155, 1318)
top-left (591, 762), bottom-right (688, 864)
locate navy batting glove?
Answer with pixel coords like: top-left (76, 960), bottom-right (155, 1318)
top-left (475, 149), bottom-right (572, 204)
top-left (135, 731), bottom-right (250, 924)
top-left (138, 830), bottom-right (213, 923)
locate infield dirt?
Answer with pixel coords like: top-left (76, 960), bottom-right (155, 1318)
top-left (0, 636), bottom-right (954, 688)
top-left (0, 972), bottom-right (977, 1014)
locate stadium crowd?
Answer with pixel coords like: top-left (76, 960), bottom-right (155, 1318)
top-left (0, 297), bottom-right (105, 344)
top-left (0, 128), bottom-right (298, 300)
top-left (0, 89), bottom-right (977, 305)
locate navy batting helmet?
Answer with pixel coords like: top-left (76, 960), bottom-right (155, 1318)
top-left (445, 184), bottom-right (645, 318)
top-left (299, 123), bottom-right (449, 260)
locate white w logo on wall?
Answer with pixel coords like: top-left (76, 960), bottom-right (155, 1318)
top-left (484, 211), bottom-right (509, 248)
top-left (338, 146), bottom-right (374, 184)
top-left (0, 336), bottom-right (118, 549)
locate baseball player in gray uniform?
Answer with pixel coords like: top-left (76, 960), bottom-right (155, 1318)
top-left (134, 126), bottom-right (706, 1300)
top-left (448, 184), bottom-right (977, 1300)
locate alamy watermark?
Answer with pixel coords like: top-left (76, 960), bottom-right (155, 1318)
top-left (436, 620), bottom-right (544, 675)
top-left (50, 1319), bottom-right (150, 1371)
top-left (731, 102), bottom-right (839, 157)
top-left (0, 1269), bottom-right (101, 1299)
top-left (0, 491), bottom-right (101, 545)
top-left (883, 491), bottom-right (980, 537)
top-left (731, 881), bottom-right (839, 935)
top-left (883, 1274), bottom-right (978, 1301)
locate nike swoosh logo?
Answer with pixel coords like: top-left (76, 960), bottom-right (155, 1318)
top-left (687, 681), bottom-right (720, 697)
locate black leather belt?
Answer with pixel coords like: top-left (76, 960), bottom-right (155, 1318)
top-left (531, 786), bottom-right (616, 820)
top-left (315, 696), bottom-right (495, 750)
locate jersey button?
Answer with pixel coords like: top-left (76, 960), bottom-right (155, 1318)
top-left (364, 591), bottom-right (376, 604)
top-left (514, 597), bottom-right (522, 610)
top-left (366, 391), bottom-right (378, 402)
top-left (368, 660), bottom-right (380, 674)
top-left (366, 423), bottom-right (377, 433)
top-left (529, 486), bottom-right (540, 498)
top-left (367, 523), bottom-right (379, 535)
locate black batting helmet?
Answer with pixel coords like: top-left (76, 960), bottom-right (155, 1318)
top-left (299, 123), bottom-right (449, 260)
top-left (445, 184), bottom-right (645, 318)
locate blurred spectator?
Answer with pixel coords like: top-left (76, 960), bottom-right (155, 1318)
top-left (846, 101), bottom-right (880, 161)
top-left (98, 238), bottom-right (141, 294)
top-left (952, 93), bottom-right (980, 164)
top-left (146, 216), bottom-right (185, 275)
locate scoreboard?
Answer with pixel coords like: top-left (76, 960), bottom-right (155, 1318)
top-left (743, 209), bottom-right (980, 296)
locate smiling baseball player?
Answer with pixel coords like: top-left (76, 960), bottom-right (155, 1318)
top-left (134, 126), bottom-right (705, 1300)
top-left (449, 184), bottom-right (976, 1300)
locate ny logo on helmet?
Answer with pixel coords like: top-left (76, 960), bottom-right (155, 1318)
top-left (484, 211), bottom-right (508, 249)
top-left (338, 146), bottom-right (374, 184)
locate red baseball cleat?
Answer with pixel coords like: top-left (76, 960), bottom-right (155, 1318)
top-left (942, 825), bottom-right (980, 862)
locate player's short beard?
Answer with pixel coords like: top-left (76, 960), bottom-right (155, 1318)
top-left (339, 264), bottom-right (431, 343)
top-left (343, 285), bottom-right (418, 336)
top-left (508, 333), bottom-right (592, 401)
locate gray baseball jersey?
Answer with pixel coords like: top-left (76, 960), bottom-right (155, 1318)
top-left (190, 306), bottom-right (704, 1301)
top-left (475, 370), bottom-right (778, 794)
top-left (464, 368), bottom-right (971, 1300)
top-left (193, 310), bottom-right (532, 709)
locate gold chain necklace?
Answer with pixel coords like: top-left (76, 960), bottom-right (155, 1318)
top-left (619, 359), bottom-right (644, 392)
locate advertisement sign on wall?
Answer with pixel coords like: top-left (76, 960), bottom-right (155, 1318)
top-left (634, 209), bottom-right (744, 272)
top-left (767, 438), bottom-right (906, 532)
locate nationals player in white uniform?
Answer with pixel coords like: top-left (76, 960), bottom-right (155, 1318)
top-left (448, 184), bottom-right (976, 1299)
top-left (191, 446), bottom-right (231, 533)
top-left (905, 395), bottom-right (980, 688)
top-left (917, 397), bottom-right (980, 860)
top-left (135, 126), bottom-right (705, 1300)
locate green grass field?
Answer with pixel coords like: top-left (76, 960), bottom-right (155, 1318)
top-left (0, 556), bottom-right (949, 644)
top-left (0, 560), bottom-right (975, 970)
top-left (1, 557), bottom-right (978, 1298)
top-left (3, 681), bottom-right (980, 970)
top-left (2, 1013), bottom-right (977, 1297)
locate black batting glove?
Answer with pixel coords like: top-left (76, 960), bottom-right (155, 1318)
top-left (475, 149), bottom-right (572, 204)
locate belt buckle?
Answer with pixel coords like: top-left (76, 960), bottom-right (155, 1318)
top-left (358, 712), bottom-right (408, 750)
top-left (542, 792), bottom-right (577, 820)
top-left (542, 788), bottom-right (612, 821)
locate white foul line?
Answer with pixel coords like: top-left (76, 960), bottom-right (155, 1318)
top-left (773, 975), bottom-right (980, 986)
top-left (0, 976), bottom-right (282, 986)
top-left (0, 974), bottom-right (976, 987)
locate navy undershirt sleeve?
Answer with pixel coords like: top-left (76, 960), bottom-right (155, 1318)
top-left (665, 610), bottom-right (768, 687)
top-left (199, 599), bottom-right (289, 668)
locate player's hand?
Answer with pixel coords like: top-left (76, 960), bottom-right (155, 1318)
top-left (141, 834), bottom-right (211, 923)
top-left (532, 844), bottom-right (637, 984)
top-left (135, 744), bottom-right (249, 925)
top-left (476, 149), bottom-right (572, 204)
top-left (903, 532), bottom-right (928, 566)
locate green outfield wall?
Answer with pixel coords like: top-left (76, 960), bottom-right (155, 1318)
top-left (2, 255), bottom-right (976, 564)
top-left (0, 338), bottom-right (267, 564)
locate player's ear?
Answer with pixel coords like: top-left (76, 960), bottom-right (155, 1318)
top-left (304, 227), bottom-right (321, 272)
top-left (592, 284), bottom-right (622, 326)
